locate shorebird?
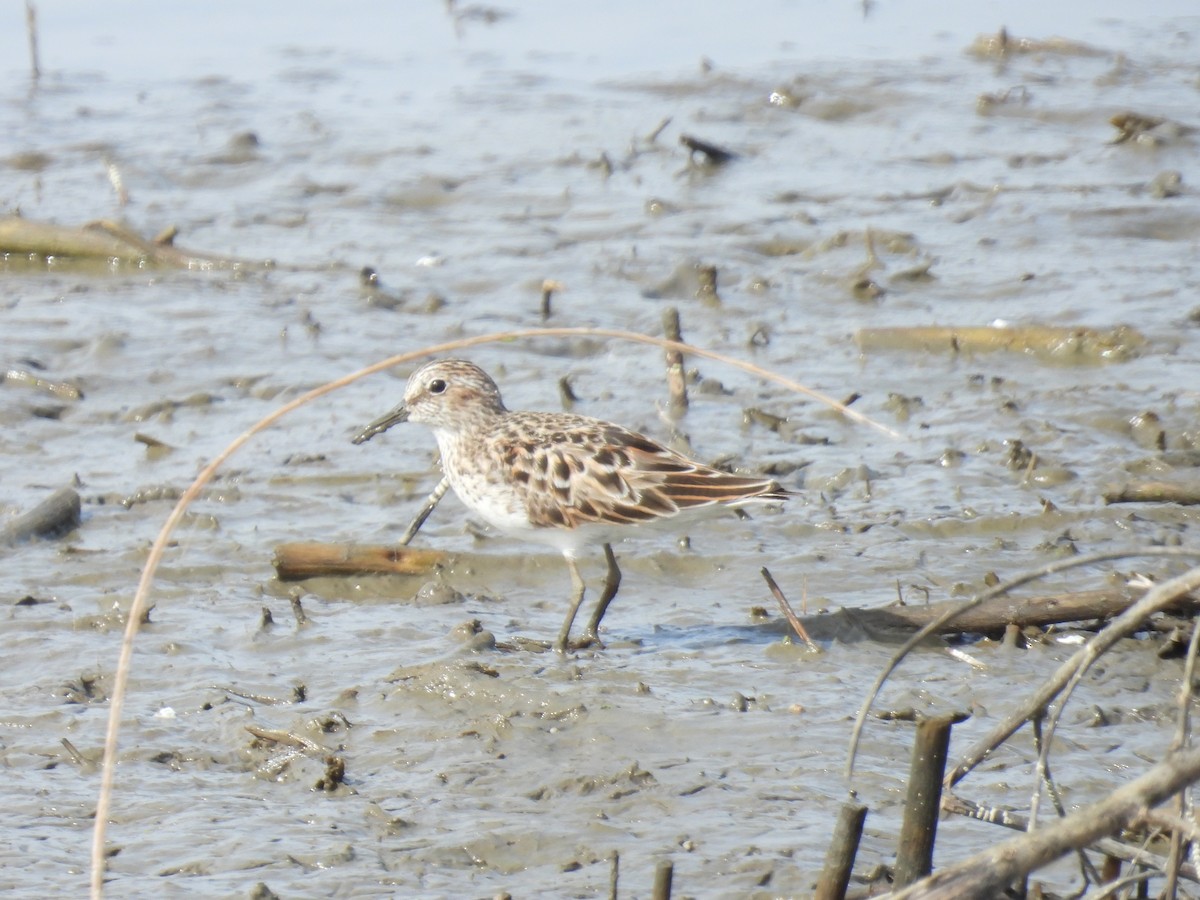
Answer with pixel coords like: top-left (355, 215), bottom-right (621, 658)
top-left (353, 358), bottom-right (790, 651)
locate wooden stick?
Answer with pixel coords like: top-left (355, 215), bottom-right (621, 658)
top-left (813, 801), bottom-right (868, 900)
top-left (1104, 482), bottom-right (1200, 505)
top-left (948, 565), bottom-right (1200, 788)
top-left (942, 794), bottom-right (1199, 884)
top-left (272, 542), bottom-right (446, 581)
top-left (679, 134), bottom-right (737, 165)
top-left (760, 567), bottom-right (819, 651)
top-left (856, 324), bottom-right (1145, 361)
top-left (0, 216), bottom-right (266, 269)
top-left (1164, 607), bottom-right (1200, 897)
top-left (651, 860), bottom-right (674, 900)
top-left (540, 279), bottom-right (562, 320)
top-left (25, 1), bottom-right (39, 82)
top-left (662, 307), bottom-right (689, 416)
top-left (845, 548), bottom-right (1200, 782)
top-left (891, 747), bottom-right (1200, 899)
top-left (826, 587), bottom-right (1191, 640)
top-left (893, 714), bottom-right (965, 887)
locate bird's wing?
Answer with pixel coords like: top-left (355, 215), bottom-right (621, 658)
top-left (504, 422), bottom-right (785, 530)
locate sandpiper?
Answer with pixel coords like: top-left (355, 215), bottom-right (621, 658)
top-left (354, 358), bottom-right (790, 651)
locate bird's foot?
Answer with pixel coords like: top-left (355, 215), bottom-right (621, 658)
top-left (568, 630), bottom-right (605, 651)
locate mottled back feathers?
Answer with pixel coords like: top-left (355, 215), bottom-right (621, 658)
top-left (371, 358), bottom-right (790, 541)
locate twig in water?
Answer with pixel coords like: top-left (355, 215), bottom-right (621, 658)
top-left (888, 747), bottom-right (1200, 899)
top-left (845, 547), bottom-right (1200, 783)
top-left (607, 850), bottom-right (619, 900)
top-left (680, 134), bottom-right (737, 166)
top-left (289, 591), bottom-right (308, 626)
top-left (25, 1), bottom-right (39, 83)
top-left (943, 793), bottom-right (1200, 885)
top-left (646, 116), bottom-right (672, 143)
top-left (1028, 716), bottom-right (1103, 891)
top-left (1017, 561), bottom-right (1200, 847)
top-left (1163, 604), bottom-right (1200, 898)
top-left (540, 279), bottom-right (562, 320)
top-left (61, 737), bottom-right (87, 768)
top-left (662, 307), bottom-right (688, 416)
top-left (760, 567), bottom-right (819, 652)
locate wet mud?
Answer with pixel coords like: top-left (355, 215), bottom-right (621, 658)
top-left (3, 2), bottom-right (1200, 896)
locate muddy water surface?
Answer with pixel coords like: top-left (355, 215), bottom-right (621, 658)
top-left (3, 2), bottom-right (1200, 896)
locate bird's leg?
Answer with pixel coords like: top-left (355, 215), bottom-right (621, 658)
top-left (555, 554), bottom-right (587, 653)
top-left (581, 543), bottom-right (621, 645)
top-left (398, 476), bottom-right (451, 546)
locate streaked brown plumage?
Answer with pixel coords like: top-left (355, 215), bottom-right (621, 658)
top-left (354, 358), bottom-right (790, 651)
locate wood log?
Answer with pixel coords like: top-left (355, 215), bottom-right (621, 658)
top-left (942, 794), bottom-right (1199, 884)
top-left (0, 216), bottom-right (266, 269)
top-left (798, 587), bottom-right (1179, 641)
top-left (855, 324), bottom-right (1145, 362)
top-left (272, 542), bottom-right (447, 581)
top-left (0, 486), bottom-right (81, 546)
top-left (894, 714), bottom-right (965, 887)
top-left (1104, 481), bottom-right (1200, 505)
top-left (814, 801), bottom-right (868, 900)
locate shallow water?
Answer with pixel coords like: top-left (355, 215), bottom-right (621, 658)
top-left (3, 1), bottom-right (1200, 896)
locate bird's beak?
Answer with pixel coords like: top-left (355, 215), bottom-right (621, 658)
top-left (352, 404), bottom-right (409, 445)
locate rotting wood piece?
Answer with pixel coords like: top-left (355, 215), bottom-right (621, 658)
top-left (889, 747), bottom-right (1200, 899)
top-left (942, 794), bottom-right (1199, 885)
top-left (893, 714), bottom-right (967, 888)
top-left (855, 324), bottom-right (1145, 362)
top-left (814, 801), bottom-right (868, 900)
top-left (0, 216), bottom-right (268, 269)
top-left (799, 587), bottom-right (1183, 642)
top-left (1104, 481), bottom-right (1200, 505)
top-left (272, 542), bottom-right (447, 581)
top-left (0, 486), bottom-right (81, 546)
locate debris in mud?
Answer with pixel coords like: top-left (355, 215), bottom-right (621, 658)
top-left (856, 324), bottom-right (1146, 362)
top-left (679, 133), bottom-right (738, 167)
top-left (0, 216), bottom-right (272, 270)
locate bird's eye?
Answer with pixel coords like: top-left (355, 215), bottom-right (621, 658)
top-left (428, 379), bottom-right (447, 394)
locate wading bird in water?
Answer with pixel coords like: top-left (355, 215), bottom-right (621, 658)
top-left (353, 358), bottom-right (790, 651)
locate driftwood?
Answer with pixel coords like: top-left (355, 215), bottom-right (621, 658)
top-left (946, 566), bottom-right (1200, 788)
top-left (272, 542), bottom-right (448, 581)
top-left (1, 486), bottom-right (81, 546)
top-left (855, 324), bottom-right (1145, 362)
top-left (1104, 481), bottom-right (1200, 505)
top-left (943, 794), bottom-right (1199, 884)
top-left (890, 747), bottom-right (1200, 899)
top-left (800, 587), bottom-right (1182, 641)
top-left (0, 216), bottom-right (266, 269)
top-left (3, 367), bottom-right (83, 400)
